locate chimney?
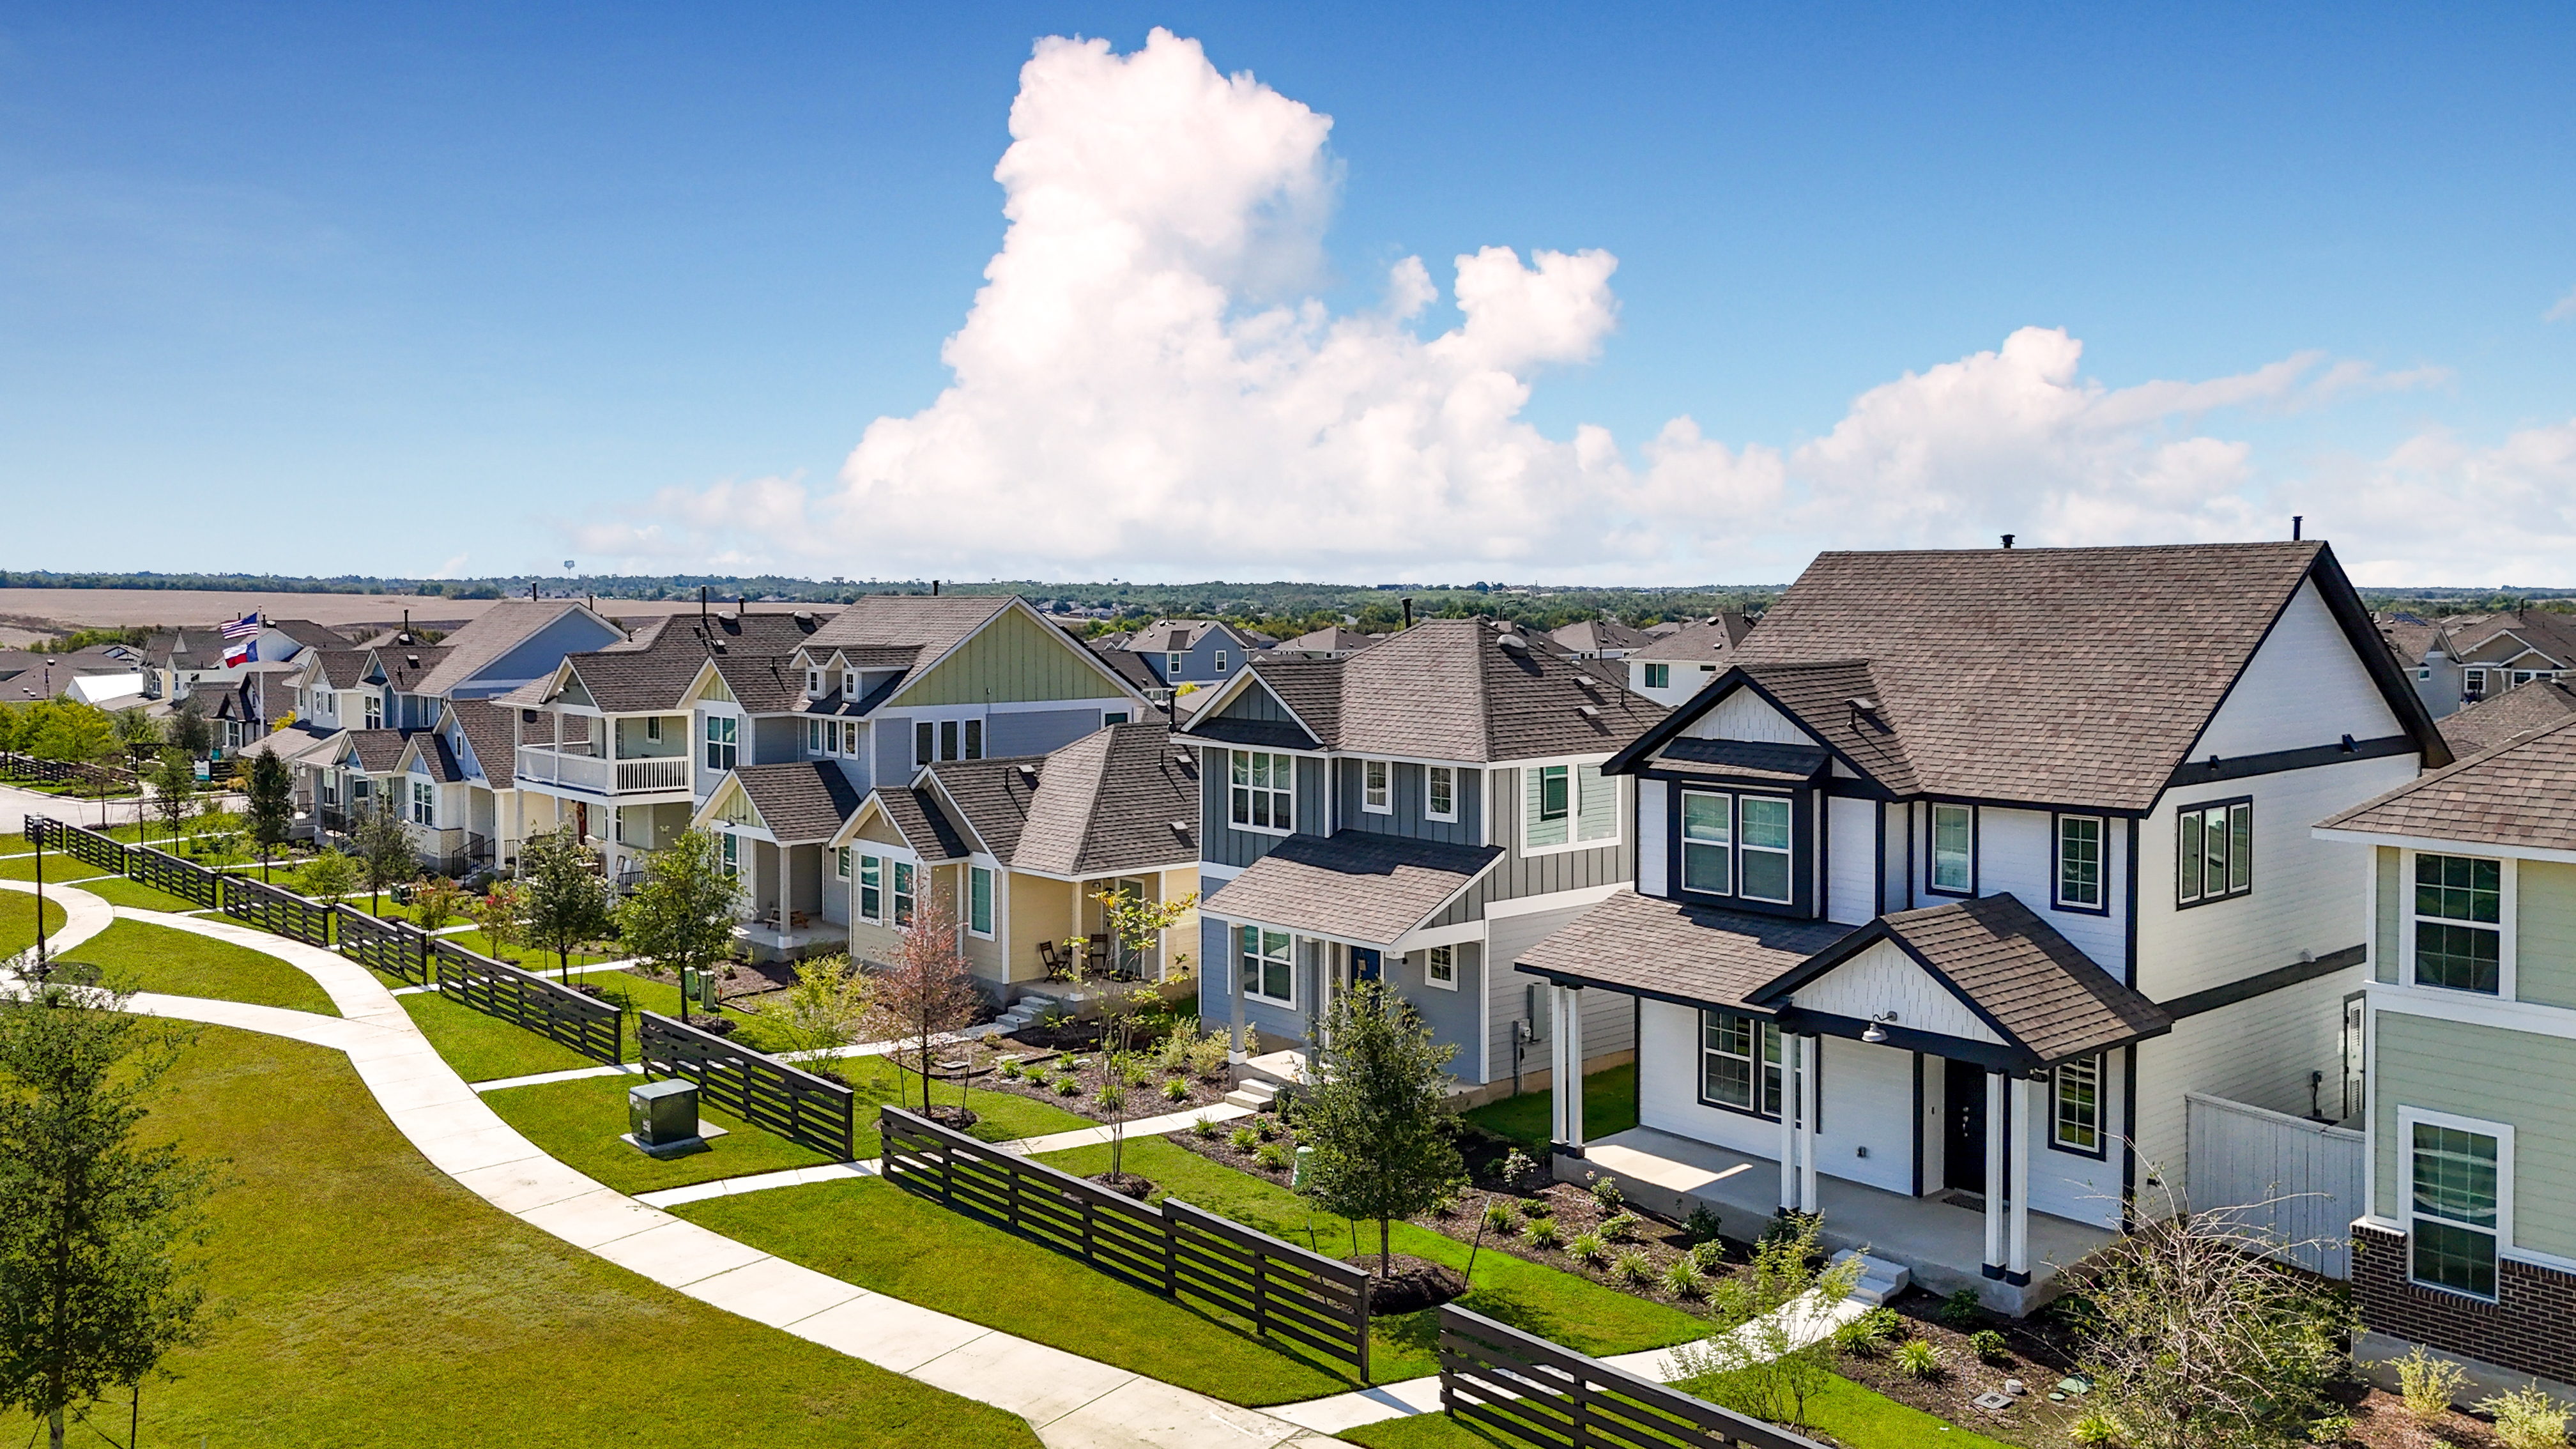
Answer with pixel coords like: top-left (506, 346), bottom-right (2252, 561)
top-left (2001, 534), bottom-right (2016, 549)
top-left (1402, 597), bottom-right (1413, 630)
top-left (2292, 515), bottom-right (2304, 541)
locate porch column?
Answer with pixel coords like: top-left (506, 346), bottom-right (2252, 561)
top-left (1779, 1040), bottom-right (1800, 1212)
top-left (1228, 921), bottom-right (1248, 1064)
top-left (2007, 1075), bottom-right (2034, 1285)
top-left (1982, 1070), bottom-right (2007, 1278)
top-left (1563, 986), bottom-right (1586, 1153)
top-left (1799, 1035), bottom-right (1820, 1213)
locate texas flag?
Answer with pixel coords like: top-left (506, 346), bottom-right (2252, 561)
top-left (222, 614), bottom-right (260, 668)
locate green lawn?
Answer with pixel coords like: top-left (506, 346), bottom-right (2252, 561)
top-left (0, 852), bottom-right (112, 883)
top-left (481, 1073), bottom-right (843, 1194)
top-left (399, 989), bottom-right (603, 1082)
top-left (1464, 1062), bottom-right (1639, 1149)
top-left (0, 889), bottom-right (66, 958)
top-left (58, 918), bottom-right (339, 1015)
top-left (0, 1023), bottom-right (1038, 1447)
top-left (1338, 1369), bottom-right (2013, 1449)
top-left (838, 1053), bottom-right (1091, 1160)
top-left (65, 873), bottom-right (211, 914)
top-left (454, 930), bottom-right (624, 968)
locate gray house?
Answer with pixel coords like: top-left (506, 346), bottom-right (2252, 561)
top-left (1123, 618), bottom-right (1268, 689)
top-left (1177, 618), bottom-right (1667, 1099)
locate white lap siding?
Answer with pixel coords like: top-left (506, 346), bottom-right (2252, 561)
top-left (2130, 963), bottom-right (2365, 1205)
top-left (1635, 1001), bottom-right (1913, 1197)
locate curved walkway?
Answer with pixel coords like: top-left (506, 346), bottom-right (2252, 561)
top-left (2, 880), bottom-right (1344, 1449)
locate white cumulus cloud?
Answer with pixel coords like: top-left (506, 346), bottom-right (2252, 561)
top-left (578, 28), bottom-right (2559, 586)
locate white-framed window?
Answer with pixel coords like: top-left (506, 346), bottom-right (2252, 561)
top-left (1537, 765), bottom-right (1570, 824)
top-left (1103, 710), bottom-right (1130, 726)
top-left (719, 832), bottom-right (739, 878)
top-left (2176, 798), bottom-right (2252, 907)
top-left (2464, 667), bottom-right (2490, 700)
top-left (915, 721), bottom-right (935, 767)
top-left (2417, 668), bottom-right (2432, 681)
top-left (1362, 759), bottom-right (1391, 813)
top-left (969, 866), bottom-right (995, 938)
top-left (1423, 944), bottom-right (1456, 988)
top-left (1644, 663), bottom-right (1671, 690)
top-left (1229, 751), bottom-right (1295, 833)
top-left (704, 714), bottom-right (738, 771)
top-left (841, 721), bottom-right (859, 754)
top-left (1525, 762), bottom-right (1620, 852)
top-left (2052, 1055), bottom-right (2103, 1154)
top-left (857, 854), bottom-right (882, 921)
top-left (2409, 852), bottom-right (2510, 997)
top-left (320, 775), bottom-right (339, 806)
top-left (1215, 649), bottom-right (1229, 673)
top-left (1740, 795), bottom-right (1792, 903)
top-left (834, 847), bottom-right (850, 880)
top-left (1239, 926), bottom-right (1294, 1006)
top-left (2404, 1108), bottom-right (2509, 1300)
top-left (1929, 802), bottom-right (1974, 894)
top-left (841, 670), bottom-right (857, 698)
top-left (645, 716), bottom-right (663, 742)
top-left (806, 668), bottom-right (823, 696)
top-left (1699, 1009), bottom-right (1783, 1118)
top-left (365, 696), bottom-right (383, 730)
top-left (806, 719), bottom-right (822, 754)
top-left (410, 779), bottom-right (434, 826)
top-left (1166, 652), bottom-right (1184, 678)
top-left (893, 861), bottom-right (916, 926)
top-left (2056, 815), bottom-right (2106, 910)
top-left (1427, 765), bottom-right (1456, 822)
top-left (1681, 790), bottom-right (1733, 895)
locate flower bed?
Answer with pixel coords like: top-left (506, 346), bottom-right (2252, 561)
top-left (1827, 1287), bottom-right (2089, 1449)
top-left (905, 1026), bottom-right (1239, 1123)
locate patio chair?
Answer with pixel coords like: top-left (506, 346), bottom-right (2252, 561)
top-left (1038, 940), bottom-right (1068, 979)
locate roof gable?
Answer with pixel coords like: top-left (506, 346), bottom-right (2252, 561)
top-left (887, 598), bottom-right (1146, 710)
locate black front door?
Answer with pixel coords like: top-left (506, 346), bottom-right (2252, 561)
top-left (1944, 1059), bottom-right (1987, 1193)
top-left (1351, 947), bottom-right (1381, 985)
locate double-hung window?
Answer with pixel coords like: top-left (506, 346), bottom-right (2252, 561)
top-left (857, 855), bottom-right (882, 921)
top-left (1239, 926), bottom-right (1294, 1006)
top-left (915, 721), bottom-right (935, 767)
top-left (1362, 760), bottom-right (1391, 813)
top-left (834, 847), bottom-right (850, 882)
top-left (1424, 944), bottom-right (1455, 988)
top-left (1740, 795), bottom-right (1793, 903)
top-left (2052, 1056), bottom-right (2103, 1154)
top-left (1644, 663), bottom-right (1671, 690)
top-left (1930, 803), bottom-right (1975, 894)
top-left (806, 719), bottom-right (822, 754)
top-left (1681, 790), bottom-right (1733, 894)
top-left (892, 861), bottom-right (916, 926)
top-left (1427, 765), bottom-right (1456, 822)
top-left (704, 714), bottom-right (738, 771)
top-left (842, 721), bottom-right (859, 755)
top-left (1537, 765), bottom-right (1571, 824)
top-left (2412, 853), bottom-right (2504, 995)
top-left (2056, 815), bottom-right (2106, 910)
top-left (969, 866), bottom-right (995, 937)
top-left (645, 716), bottom-right (663, 742)
top-left (719, 832), bottom-right (738, 879)
top-left (1214, 649), bottom-right (1229, 673)
top-left (410, 779), bottom-right (434, 826)
top-left (806, 668), bottom-right (823, 695)
top-left (1699, 1009), bottom-right (1784, 1117)
top-left (2176, 799), bottom-right (2252, 905)
top-left (2409, 1115), bottom-right (2504, 1299)
top-left (1166, 652), bottom-right (1185, 678)
top-left (1230, 751), bottom-right (1294, 832)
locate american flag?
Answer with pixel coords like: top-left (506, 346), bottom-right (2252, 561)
top-left (222, 613), bottom-right (261, 641)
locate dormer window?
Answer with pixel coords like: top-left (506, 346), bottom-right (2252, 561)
top-left (841, 670), bottom-right (857, 699)
top-left (806, 668), bottom-right (823, 696)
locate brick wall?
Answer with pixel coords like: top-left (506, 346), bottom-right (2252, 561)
top-left (2353, 1225), bottom-right (2576, 1383)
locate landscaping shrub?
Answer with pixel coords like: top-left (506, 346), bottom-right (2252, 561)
top-left (1567, 1230), bottom-right (1607, 1266)
top-left (1660, 1255), bottom-right (1705, 1299)
top-left (1156, 1031), bottom-right (1192, 1072)
top-left (2071, 1411), bottom-right (2128, 1447)
top-left (1498, 1147), bottom-right (1540, 1192)
top-left (1480, 1199), bottom-right (1520, 1234)
top-left (2478, 1386), bottom-right (2572, 1449)
top-left (1587, 1172), bottom-right (1624, 1212)
top-left (2307, 1413), bottom-right (2355, 1445)
top-left (1254, 1115), bottom-right (1282, 1141)
top-left (1229, 1124), bottom-right (1259, 1151)
top-left (998, 1059), bottom-right (1023, 1080)
top-left (1683, 1202), bottom-right (1723, 1245)
top-left (1608, 1250), bottom-right (1653, 1286)
top-left (1522, 1215), bottom-right (1561, 1249)
top-left (1600, 1210), bottom-right (1639, 1243)
top-left (1253, 1140), bottom-right (1291, 1171)
top-left (1968, 1328), bottom-right (2012, 1365)
top-left (1189, 1114), bottom-right (1218, 1138)
top-left (1690, 1240), bottom-right (1728, 1271)
top-left (1052, 1075), bottom-right (1080, 1097)
top-left (1894, 1338), bottom-right (1944, 1380)
top-left (1160, 1077), bottom-right (1189, 1102)
top-left (2396, 1346), bottom-right (2469, 1423)
top-left (1856, 1306), bottom-right (1905, 1342)
top-left (1938, 1287), bottom-right (1983, 1328)
top-left (1185, 1030), bottom-right (1232, 1080)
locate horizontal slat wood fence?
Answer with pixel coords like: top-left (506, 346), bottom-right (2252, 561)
top-left (2, 753), bottom-right (133, 788)
top-left (129, 845), bottom-right (223, 909)
top-left (436, 942), bottom-right (621, 1064)
top-left (28, 816), bottom-right (130, 874)
top-left (640, 1012), bottom-right (854, 1158)
top-left (1438, 1305), bottom-right (1825, 1449)
top-left (880, 1106), bottom-right (1371, 1379)
top-left (337, 907), bottom-right (433, 986)
top-left (220, 874), bottom-right (334, 947)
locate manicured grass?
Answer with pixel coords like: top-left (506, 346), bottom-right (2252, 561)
top-left (0, 889), bottom-right (66, 958)
top-left (482, 1073), bottom-right (845, 1193)
top-left (400, 990), bottom-right (601, 1081)
top-left (0, 1023), bottom-right (1040, 1447)
top-left (839, 1053), bottom-right (1092, 1160)
top-left (447, 930), bottom-right (624, 967)
top-left (679, 1175), bottom-right (1364, 1405)
top-left (0, 852), bottom-right (112, 883)
top-left (59, 918), bottom-right (339, 1015)
top-left (1464, 1062), bottom-right (1639, 1150)
top-left (65, 873), bottom-right (211, 914)
top-left (1337, 1368), bottom-right (2012, 1449)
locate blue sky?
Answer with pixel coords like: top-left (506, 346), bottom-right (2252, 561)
top-left (3, 4), bottom-right (2571, 584)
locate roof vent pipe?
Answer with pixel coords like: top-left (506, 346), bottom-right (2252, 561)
top-left (1402, 597), bottom-right (1413, 630)
top-left (2292, 515), bottom-right (2304, 541)
top-left (2000, 534), bottom-right (2015, 549)
top-left (932, 579), bottom-right (941, 596)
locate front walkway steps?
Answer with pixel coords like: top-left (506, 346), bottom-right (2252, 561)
top-left (1832, 1248), bottom-right (1913, 1307)
top-left (0, 882), bottom-right (1348, 1449)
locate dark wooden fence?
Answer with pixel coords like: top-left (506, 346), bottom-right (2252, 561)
top-left (3, 753), bottom-right (132, 788)
top-left (640, 1012), bottom-right (854, 1158)
top-left (436, 942), bottom-right (621, 1064)
top-left (130, 845), bottom-right (222, 909)
top-left (337, 906), bottom-right (432, 986)
top-left (220, 875), bottom-right (334, 947)
top-left (32, 816), bottom-right (132, 875)
top-left (879, 1105), bottom-right (1372, 1379)
top-left (1436, 1305), bottom-right (1827, 1449)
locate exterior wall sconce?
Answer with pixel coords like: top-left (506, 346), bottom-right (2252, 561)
top-left (1860, 1011), bottom-right (1898, 1044)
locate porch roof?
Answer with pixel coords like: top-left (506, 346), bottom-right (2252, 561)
top-left (866, 786), bottom-right (971, 863)
top-left (732, 762), bottom-right (865, 845)
top-left (1511, 887), bottom-right (1856, 1009)
top-left (1206, 830), bottom-right (1502, 947)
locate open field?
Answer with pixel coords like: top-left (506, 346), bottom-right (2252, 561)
top-left (0, 588), bottom-right (786, 634)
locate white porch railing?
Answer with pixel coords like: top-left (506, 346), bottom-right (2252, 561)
top-left (515, 746), bottom-right (690, 796)
top-left (615, 755), bottom-right (691, 792)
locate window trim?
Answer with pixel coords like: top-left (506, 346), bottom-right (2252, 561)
top-left (1927, 801), bottom-right (1977, 898)
top-left (1423, 944), bottom-right (1457, 990)
top-left (2048, 1054), bottom-right (2108, 1159)
top-left (806, 668), bottom-right (823, 696)
top-left (914, 721), bottom-right (935, 768)
top-left (1214, 648), bottom-right (1229, 673)
top-left (2400, 849), bottom-right (2516, 1000)
top-left (1522, 758), bottom-right (1623, 858)
top-left (1696, 1008), bottom-right (1787, 1121)
top-left (1738, 793), bottom-right (1795, 906)
top-left (1426, 765), bottom-right (1457, 823)
top-left (1228, 749), bottom-right (1297, 837)
top-left (719, 831), bottom-right (739, 879)
top-left (857, 854), bottom-right (882, 923)
top-left (2399, 1105), bottom-right (2513, 1302)
top-left (2053, 813), bottom-right (2110, 916)
top-left (2174, 796), bottom-right (2254, 908)
top-left (411, 778), bottom-right (434, 827)
top-left (645, 716), bottom-right (663, 742)
top-left (1238, 925), bottom-right (1296, 1008)
top-left (834, 847), bottom-right (850, 881)
top-left (703, 712), bottom-right (739, 772)
top-left (892, 860), bottom-right (917, 927)
top-left (1643, 662), bottom-right (1671, 691)
top-left (968, 864), bottom-right (995, 939)
top-left (1676, 787), bottom-right (1735, 900)
top-left (1361, 758), bottom-right (1392, 815)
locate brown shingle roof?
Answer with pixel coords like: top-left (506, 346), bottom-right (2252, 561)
top-left (2437, 680), bottom-right (2576, 759)
top-left (1206, 830), bottom-right (1502, 946)
top-left (2319, 712), bottom-right (2576, 854)
top-left (1631, 612), bottom-right (1756, 666)
top-left (870, 787), bottom-right (972, 862)
top-left (342, 728), bottom-right (415, 773)
top-left (1549, 619), bottom-right (1654, 654)
top-left (307, 649), bottom-right (377, 690)
top-left (732, 762), bottom-right (865, 843)
top-left (802, 594), bottom-right (1012, 658)
top-left (1512, 888), bottom-right (1854, 1008)
top-left (927, 723), bottom-right (1199, 877)
top-left (378, 645), bottom-right (454, 693)
top-left (444, 698), bottom-right (518, 787)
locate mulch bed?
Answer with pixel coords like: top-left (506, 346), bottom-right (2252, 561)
top-left (2334, 1386), bottom-right (2510, 1449)
top-left (1351, 1254), bottom-right (1465, 1314)
top-left (955, 1032), bottom-right (1238, 1121)
top-left (1830, 1286), bottom-right (2089, 1447)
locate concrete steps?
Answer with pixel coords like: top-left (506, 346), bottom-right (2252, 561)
top-left (993, 993), bottom-right (1056, 1034)
top-left (1222, 1078), bottom-right (1280, 1112)
top-left (1832, 1249), bottom-right (1912, 1307)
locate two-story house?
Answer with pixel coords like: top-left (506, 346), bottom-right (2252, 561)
top-left (1513, 541), bottom-right (2448, 1314)
top-left (1176, 619), bottom-right (1668, 1100)
top-left (1626, 612), bottom-right (1756, 709)
top-left (1123, 618), bottom-right (1268, 689)
top-left (814, 719), bottom-right (1200, 999)
top-left (2448, 611), bottom-right (2576, 708)
top-left (2314, 716), bottom-right (2576, 1400)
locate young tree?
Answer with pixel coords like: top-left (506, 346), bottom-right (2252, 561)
top-left (408, 878), bottom-right (470, 933)
top-left (2071, 1172), bottom-right (2345, 1449)
top-left (469, 882), bottom-right (527, 963)
top-left (297, 847), bottom-right (358, 903)
top-left (348, 797), bottom-right (417, 916)
top-left (1091, 884), bottom-right (1199, 982)
top-left (109, 708), bottom-right (160, 774)
top-left (1662, 1215), bottom-right (1864, 1430)
top-left (0, 977), bottom-right (220, 1449)
top-left (520, 825), bottom-right (611, 983)
top-left (864, 887), bottom-right (977, 1112)
top-left (760, 953), bottom-right (877, 1061)
top-left (1298, 979), bottom-right (1466, 1275)
top-left (167, 698), bottom-right (211, 761)
top-left (615, 828), bottom-right (740, 1021)
top-left (244, 750), bottom-right (293, 882)
top-left (146, 748), bottom-right (196, 850)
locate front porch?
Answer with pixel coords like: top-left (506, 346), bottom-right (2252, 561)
top-left (1564, 1125), bottom-right (2115, 1316)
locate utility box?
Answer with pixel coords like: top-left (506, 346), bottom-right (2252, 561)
top-left (628, 1079), bottom-right (700, 1150)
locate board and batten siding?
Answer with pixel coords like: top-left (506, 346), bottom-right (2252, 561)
top-left (1439, 766), bottom-right (1633, 922)
top-left (1639, 779), bottom-right (1669, 896)
top-left (2371, 1009), bottom-right (2576, 1261)
top-left (1332, 757), bottom-right (1483, 848)
top-left (988, 706), bottom-right (1117, 759)
top-left (2374, 845), bottom-right (2402, 984)
top-left (893, 604), bottom-right (1134, 707)
top-left (1485, 900), bottom-right (1635, 1087)
top-left (1196, 746), bottom-right (1328, 870)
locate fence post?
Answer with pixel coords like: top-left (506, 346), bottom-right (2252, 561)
top-left (1161, 1211), bottom-right (1179, 1300)
top-left (1251, 1243), bottom-right (1269, 1341)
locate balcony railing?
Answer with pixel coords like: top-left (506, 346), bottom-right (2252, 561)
top-left (516, 745), bottom-right (691, 795)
